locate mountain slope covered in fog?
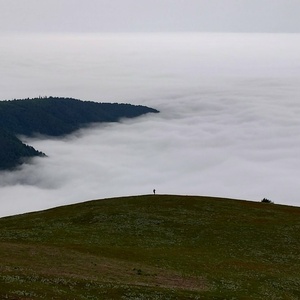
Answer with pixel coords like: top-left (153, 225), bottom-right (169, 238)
top-left (0, 194), bottom-right (299, 298)
top-left (0, 97), bottom-right (158, 170)
top-left (0, 127), bottom-right (45, 170)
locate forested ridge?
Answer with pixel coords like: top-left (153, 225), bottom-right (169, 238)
top-left (0, 97), bottom-right (158, 170)
top-left (0, 128), bottom-right (44, 170)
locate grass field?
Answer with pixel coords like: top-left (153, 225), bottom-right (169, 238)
top-left (0, 194), bottom-right (299, 299)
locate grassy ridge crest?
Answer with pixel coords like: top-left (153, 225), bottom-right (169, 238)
top-left (0, 194), bottom-right (299, 299)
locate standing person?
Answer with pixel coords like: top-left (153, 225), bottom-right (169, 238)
top-left (153, 189), bottom-right (156, 195)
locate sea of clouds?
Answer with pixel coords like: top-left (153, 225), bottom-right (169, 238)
top-left (0, 33), bottom-right (300, 216)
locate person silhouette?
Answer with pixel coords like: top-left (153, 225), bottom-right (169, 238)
top-left (153, 189), bottom-right (156, 195)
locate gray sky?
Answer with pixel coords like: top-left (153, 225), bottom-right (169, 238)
top-left (0, 0), bottom-right (300, 33)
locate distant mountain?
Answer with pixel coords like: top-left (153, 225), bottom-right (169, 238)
top-left (0, 96), bottom-right (159, 136)
top-left (0, 97), bottom-right (159, 170)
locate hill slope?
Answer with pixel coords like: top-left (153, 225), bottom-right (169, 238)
top-left (0, 97), bottom-right (158, 170)
top-left (0, 128), bottom-right (45, 170)
top-left (0, 97), bottom-right (158, 137)
top-left (0, 195), bottom-right (299, 299)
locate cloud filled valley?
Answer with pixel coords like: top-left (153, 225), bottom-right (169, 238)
top-left (1, 33), bottom-right (300, 216)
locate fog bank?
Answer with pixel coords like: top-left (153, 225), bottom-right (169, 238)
top-left (1, 33), bottom-right (300, 216)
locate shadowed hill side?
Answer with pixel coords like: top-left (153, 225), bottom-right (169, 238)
top-left (0, 97), bottom-right (159, 170)
top-left (0, 194), bottom-right (299, 299)
top-left (0, 97), bottom-right (159, 137)
top-left (0, 127), bottom-right (45, 170)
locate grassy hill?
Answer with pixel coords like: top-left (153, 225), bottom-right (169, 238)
top-left (0, 195), bottom-right (299, 299)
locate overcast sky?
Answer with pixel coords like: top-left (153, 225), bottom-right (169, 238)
top-left (0, 0), bottom-right (300, 33)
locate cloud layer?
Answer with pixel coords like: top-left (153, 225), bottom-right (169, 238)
top-left (1, 33), bottom-right (300, 216)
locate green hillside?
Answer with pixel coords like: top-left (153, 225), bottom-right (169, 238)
top-left (0, 195), bottom-right (299, 299)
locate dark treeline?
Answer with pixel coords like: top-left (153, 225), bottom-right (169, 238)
top-left (0, 127), bottom-right (45, 170)
top-left (0, 97), bottom-right (158, 170)
top-left (0, 96), bottom-right (158, 136)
